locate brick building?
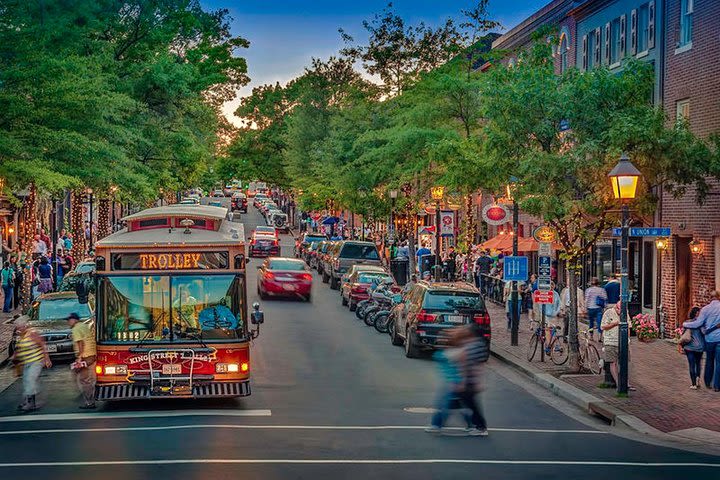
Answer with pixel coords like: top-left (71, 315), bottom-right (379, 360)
top-left (660, 0), bottom-right (720, 329)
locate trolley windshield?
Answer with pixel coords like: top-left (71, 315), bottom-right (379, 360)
top-left (98, 274), bottom-right (246, 343)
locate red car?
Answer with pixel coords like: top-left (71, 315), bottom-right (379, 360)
top-left (257, 257), bottom-right (312, 301)
top-left (231, 193), bottom-right (248, 213)
top-left (249, 232), bottom-right (280, 257)
top-left (341, 268), bottom-right (395, 311)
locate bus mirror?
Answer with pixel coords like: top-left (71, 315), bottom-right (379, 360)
top-left (95, 256), bottom-right (106, 271)
top-left (251, 303), bottom-right (264, 325)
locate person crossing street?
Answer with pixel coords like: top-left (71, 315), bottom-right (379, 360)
top-left (12, 317), bottom-right (52, 412)
top-left (67, 312), bottom-right (98, 409)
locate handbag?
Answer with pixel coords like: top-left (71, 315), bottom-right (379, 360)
top-left (679, 328), bottom-right (693, 346)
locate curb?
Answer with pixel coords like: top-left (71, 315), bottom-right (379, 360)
top-left (489, 346), bottom-right (658, 433)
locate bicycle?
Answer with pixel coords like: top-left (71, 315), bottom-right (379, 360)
top-left (578, 329), bottom-right (602, 374)
top-left (526, 320), bottom-right (568, 365)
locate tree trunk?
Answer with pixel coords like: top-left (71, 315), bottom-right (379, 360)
top-left (71, 190), bottom-right (86, 258)
top-left (566, 263), bottom-right (581, 373)
top-left (21, 184), bottom-right (37, 310)
top-left (97, 198), bottom-right (111, 240)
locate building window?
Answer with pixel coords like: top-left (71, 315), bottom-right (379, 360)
top-left (559, 34), bottom-right (569, 73)
top-left (637, 4), bottom-right (649, 52)
top-left (676, 99), bottom-right (690, 121)
top-left (680, 0), bottom-right (693, 47)
top-left (610, 18), bottom-right (621, 64)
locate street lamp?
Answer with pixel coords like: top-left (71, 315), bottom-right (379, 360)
top-left (431, 185), bottom-right (445, 281)
top-left (389, 189), bottom-right (398, 241)
top-left (86, 187), bottom-right (94, 251)
top-left (109, 185), bottom-right (118, 232)
top-left (507, 177), bottom-right (520, 346)
top-left (608, 153), bottom-right (642, 395)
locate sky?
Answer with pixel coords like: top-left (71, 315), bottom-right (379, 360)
top-left (199, 0), bottom-right (550, 124)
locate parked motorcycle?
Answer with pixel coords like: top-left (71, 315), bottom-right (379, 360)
top-left (373, 293), bottom-right (403, 333)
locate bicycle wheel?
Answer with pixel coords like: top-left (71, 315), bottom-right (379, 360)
top-left (526, 333), bottom-right (539, 362)
top-left (584, 344), bottom-right (602, 374)
top-left (549, 336), bottom-right (569, 365)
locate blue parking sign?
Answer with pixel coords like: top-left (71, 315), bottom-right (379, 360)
top-left (503, 256), bottom-right (528, 282)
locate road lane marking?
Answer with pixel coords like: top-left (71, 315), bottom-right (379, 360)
top-left (0, 459), bottom-right (718, 468)
top-left (0, 409), bottom-right (271, 424)
top-left (0, 424), bottom-right (606, 435)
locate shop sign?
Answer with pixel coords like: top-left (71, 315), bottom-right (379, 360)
top-left (533, 225), bottom-right (557, 243)
top-left (482, 203), bottom-right (510, 226)
top-left (440, 211), bottom-right (455, 237)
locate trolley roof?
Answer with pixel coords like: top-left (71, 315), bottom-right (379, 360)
top-left (96, 205), bottom-right (245, 248)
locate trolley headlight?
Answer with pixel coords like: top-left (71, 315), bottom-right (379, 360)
top-left (104, 365), bottom-right (128, 375)
top-left (216, 363), bottom-right (245, 373)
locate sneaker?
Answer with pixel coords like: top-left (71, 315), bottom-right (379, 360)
top-left (690, 385), bottom-right (698, 390)
top-left (467, 428), bottom-right (488, 437)
top-left (424, 425), bottom-right (441, 434)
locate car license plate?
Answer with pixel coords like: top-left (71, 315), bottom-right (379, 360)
top-left (46, 344), bottom-right (58, 353)
top-left (283, 284), bottom-right (296, 291)
top-left (447, 315), bottom-right (464, 324)
top-left (162, 364), bottom-right (181, 375)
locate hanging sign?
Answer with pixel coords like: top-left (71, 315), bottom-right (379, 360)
top-left (482, 203), bottom-right (510, 226)
top-left (440, 211), bottom-right (455, 237)
top-left (533, 225), bottom-right (557, 243)
top-left (533, 290), bottom-right (555, 305)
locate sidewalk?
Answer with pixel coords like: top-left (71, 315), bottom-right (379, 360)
top-left (486, 301), bottom-right (720, 443)
top-left (0, 309), bottom-right (18, 365)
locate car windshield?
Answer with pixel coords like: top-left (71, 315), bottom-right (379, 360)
top-left (423, 291), bottom-right (483, 311)
top-left (269, 260), bottom-right (305, 271)
top-left (256, 227), bottom-right (275, 234)
top-left (341, 243), bottom-right (380, 260)
top-left (304, 235), bottom-right (326, 244)
top-left (36, 298), bottom-right (92, 322)
top-left (358, 273), bottom-right (391, 283)
top-left (99, 275), bottom-right (244, 343)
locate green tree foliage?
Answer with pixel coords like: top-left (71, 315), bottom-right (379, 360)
top-left (0, 0), bottom-right (249, 201)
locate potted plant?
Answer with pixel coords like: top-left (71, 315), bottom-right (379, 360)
top-left (630, 313), bottom-right (659, 342)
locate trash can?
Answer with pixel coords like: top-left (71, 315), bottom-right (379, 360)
top-left (419, 254), bottom-right (436, 277)
top-left (390, 258), bottom-right (409, 286)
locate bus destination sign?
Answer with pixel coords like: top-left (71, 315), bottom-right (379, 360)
top-left (111, 252), bottom-right (229, 271)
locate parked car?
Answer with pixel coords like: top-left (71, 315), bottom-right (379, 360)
top-left (341, 268), bottom-right (395, 311)
top-left (254, 226), bottom-right (278, 238)
top-left (313, 241), bottom-right (333, 273)
top-left (249, 232), bottom-right (280, 258)
top-left (338, 264), bottom-right (386, 296)
top-left (304, 241), bottom-right (322, 266)
top-left (179, 197), bottom-right (200, 205)
top-left (231, 192), bottom-right (248, 213)
top-left (266, 209), bottom-right (289, 232)
top-left (296, 233), bottom-right (327, 259)
top-left (8, 292), bottom-right (94, 360)
top-left (390, 281), bottom-right (490, 358)
top-left (257, 257), bottom-right (312, 301)
top-left (253, 193), bottom-right (270, 208)
top-left (212, 189), bottom-right (225, 197)
top-left (326, 241), bottom-right (382, 290)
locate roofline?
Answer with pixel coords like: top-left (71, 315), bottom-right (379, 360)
top-left (492, 0), bottom-right (578, 51)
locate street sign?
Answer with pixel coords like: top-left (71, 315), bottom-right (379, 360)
top-left (503, 256), bottom-right (528, 282)
top-left (611, 227), bottom-right (671, 237)
top-left (533, 290), bottom-right (555, 304)
top-left (537, 255), bottom-right (552, 291)
top-left (538, 241), bottom-right (552, 257)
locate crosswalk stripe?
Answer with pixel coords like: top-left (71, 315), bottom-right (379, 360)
top-left (0, 409), bottom-right (271, 423)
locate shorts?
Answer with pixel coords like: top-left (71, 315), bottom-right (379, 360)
top-left (603, 345), bottom-right (618, 363)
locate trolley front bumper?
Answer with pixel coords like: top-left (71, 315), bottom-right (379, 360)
top-left (96, 380), bottom-right (250, 400)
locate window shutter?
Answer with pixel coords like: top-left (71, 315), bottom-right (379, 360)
top-left (620, 14), bottom-right (626, 58)
top-left (604, 22), bottom-right (611, 64)
top-left (594, 27), bottom-right (602, 64)
top-left (582, 34), bottom-right (588, 70)
top-left (688, 0), bottom-right (694, 14)
top-left (648, 1), bottom-right (655, 49)
top-left (630, 9), bottom-right (637, 55)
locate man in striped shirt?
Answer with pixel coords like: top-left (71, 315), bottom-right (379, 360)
top-left (12, 317), bottom-right (52, 412)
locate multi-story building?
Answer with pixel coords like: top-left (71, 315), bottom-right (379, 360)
top-left (660, 0), bottom-right (720, 329)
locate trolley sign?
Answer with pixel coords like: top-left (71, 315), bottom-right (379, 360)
top-left (533, 290), bottom-right (555, 305)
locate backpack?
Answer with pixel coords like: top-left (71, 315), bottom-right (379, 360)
top-left (596, 295), bottom-right (606, 309)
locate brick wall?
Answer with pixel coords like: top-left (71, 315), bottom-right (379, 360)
top-left (661, 0), bottom-right (720, 330)
top-left (553, 17), bottom-right (577, 74)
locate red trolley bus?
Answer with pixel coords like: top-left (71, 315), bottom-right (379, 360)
top-left (92, 205), bottom-right (263, 400)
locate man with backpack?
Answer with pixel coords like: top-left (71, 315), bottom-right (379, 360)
top-left (1, 261), bottom-right (15, 312)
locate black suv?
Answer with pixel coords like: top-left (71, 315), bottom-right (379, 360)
top-left (390, 281), bottom-right (490, 358)
top-left (326, 241), bottom-right (382, 290)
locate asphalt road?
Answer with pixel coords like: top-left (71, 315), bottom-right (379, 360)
top-left (0, 204), bottom-right (718, 479)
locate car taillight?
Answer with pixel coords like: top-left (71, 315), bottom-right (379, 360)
top-left (273, 240), bottom-right (279, 246)
top-left (301, 273), bottom-right (312, 281)
top-left (265, 272), bottom-right (275, 280)
top-left (473, 312), bottom-right (490, 326)
top-left (416, 310), bottom-right (437, 322)
top-left (351, 285), bottom-right (367, 294)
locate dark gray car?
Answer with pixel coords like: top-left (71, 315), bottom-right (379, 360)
top-left (326, 241), bottom-right (382, 290)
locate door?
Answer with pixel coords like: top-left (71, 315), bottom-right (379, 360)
top-left (676, 237), bottom-right (693, 326)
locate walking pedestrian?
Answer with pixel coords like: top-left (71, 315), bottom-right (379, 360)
top-left (584, 277), bottom-right (607, 339)
top-left (601, 301), bottom-right (635, 390)
top-left (444, 246), bottom-right (457, 281)
top-left (474, 250), bottom-right (492, 292)
top-left (11, 255), bottom-right (23, 309)
top-left (1, 261), bottom-right (15, 312)
top-left (681, 306), bottom-right (705, 389)
top-left (67, 312), bottom-right (97, 408)
top-left (12, 317), bottom-right (52, 412)
top-left (682, 291), bottom-right (720, 391)
top-left (37, 256), bottom-right (53, 294)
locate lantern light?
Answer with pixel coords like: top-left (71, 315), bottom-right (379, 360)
top-left (655, 238), bottom-right (669, 251)
top-left (689, 240), bottom-right (704, 255)
top-left (430, 186), bottom-right (445, 201)
top-left (608, 153), bottom-right (641, 201)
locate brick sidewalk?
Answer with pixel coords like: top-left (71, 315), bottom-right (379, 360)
top-left (486, 301), bottom-right (720, 435)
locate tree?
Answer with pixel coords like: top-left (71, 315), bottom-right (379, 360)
top-left (476, 36), bottom-right (716, 371)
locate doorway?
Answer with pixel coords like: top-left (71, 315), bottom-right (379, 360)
top-left (676, 237), bottom-right (693, 326)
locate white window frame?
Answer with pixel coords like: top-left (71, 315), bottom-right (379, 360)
top-left (676, 99), bottom-right (690, 121)
top-left (679, 0), bottom-right (693, 48)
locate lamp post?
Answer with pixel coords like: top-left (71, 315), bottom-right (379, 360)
top-left (608, 153), bottom-right (642, 395)
top-left (431, 186), bottom-right (445, 282)
top-left (389, 189), bottom-right (398, 241)
top-left (86, 187), bottom-right (94, 251)
top-left (507, 178), bottom-right (520, 346)
top-left (358, 187), bottom-right (367, 241)
top-left (109, 185), bottom-right (118, 232)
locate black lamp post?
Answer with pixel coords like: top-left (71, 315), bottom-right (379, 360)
top-left (507, 178), bottom-right (520, 346)
top-left (86, 187), bottom-right (94, 251)
top-left (389, 189), bottom-right (398, 241)
top-left (608, 153), bottom-right (642, 395)
top-left (431, 186), bottom-right (445, 282)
